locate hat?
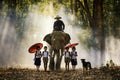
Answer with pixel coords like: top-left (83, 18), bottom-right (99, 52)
top-left (54, 15), bottom-right (62, 19)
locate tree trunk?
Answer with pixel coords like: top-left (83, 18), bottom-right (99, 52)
top-left (0, 0), bottom-right (3, 19)
top-left (74, 0), bottom-right (78, 13)
top-left (70, 0), bottom-right (73, 13)
top-left (78, 0), bottom-right (105, 66)
top-left (0, 0), bottom-right (3, 11)
top-left (93, 0), bottom-right (105, 65)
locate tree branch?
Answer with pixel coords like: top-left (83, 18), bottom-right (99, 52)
top-left (77, 0), bottom-right (86, 11)
top-left (77, 0), bottom-right (93, 27)
top-left (84, 0), bottom-right (91, 18)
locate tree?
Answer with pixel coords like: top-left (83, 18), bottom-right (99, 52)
top-left (67, 0), bottom-right (105, 65)
top-left (112, 0), bottom-right (120, 38)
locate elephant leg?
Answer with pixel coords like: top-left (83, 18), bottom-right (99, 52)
top-left (56, 52), bottom-right (60, 70)
top-left (49, 49), bottom-right (58, 71)
top-left (49, 49), bottom-right (55, 71)
top-left (49, 57), bottom-right (55, 71)
top-left (56, 49), bottom-right (64, 70)
top-left (60, 49), bottom-right (64, 63)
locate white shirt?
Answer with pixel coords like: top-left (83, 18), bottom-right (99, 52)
top-left (42, 51), bottom-right (49, 57)
top-left (71, 51), bottom-right (77, 59)
top-left (35, 51), bottom-right (41, 58)
top-left (64, 51), bottom-right (70, 58)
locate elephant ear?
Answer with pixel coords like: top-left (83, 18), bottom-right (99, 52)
top-left (65, 33), bottom-right (71, 45)
top-left (43, 33), bottom-right (51, 45)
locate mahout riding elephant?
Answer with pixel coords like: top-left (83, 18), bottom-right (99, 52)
top-left (43, 31), bottom-right (71, 70)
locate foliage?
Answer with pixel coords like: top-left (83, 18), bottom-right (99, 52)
top-left (60, 0), bottom-right (120, 50)
top-left (0, 0), bottom-right (120, 49)
top-left (104, 0), bottom-right (120, 38)
top-left (0, 0), bottom-right (61, 39)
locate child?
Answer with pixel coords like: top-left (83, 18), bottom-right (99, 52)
top-left (42, 46), bottom-right (49, 71)
top-left (71, 47), bottom-right (78, 70)
top-left (64, 47), bottom-right (71, 71)
top-left (34, 46), bottom-right (42, 71)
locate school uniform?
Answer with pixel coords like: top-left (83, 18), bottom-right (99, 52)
top-left (71, 51), bottom-right (77, 65)
top-left (34, 51), bottom-right (41, 66)
top-left (64, 51), bottom-right (71, 63)
top-left (42, 51), bottom-right (49, 64)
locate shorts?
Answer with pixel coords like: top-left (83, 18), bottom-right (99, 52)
top-left (43, 57), bottom-right (48, 65)
top-left (65, 57), bottom-right (71, 63)
top-left (71, 59), bottom-right (77, 65)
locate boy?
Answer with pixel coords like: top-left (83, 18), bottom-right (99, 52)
top-left (42, 46), bottom-right (49, 71)
top-left (64, 47), bottom-right (71, 71)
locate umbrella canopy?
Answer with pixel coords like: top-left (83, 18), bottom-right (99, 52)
top-left (64, 43), bottom-right (79, 49)
top-left (28, 43), bottom-right (43, 53)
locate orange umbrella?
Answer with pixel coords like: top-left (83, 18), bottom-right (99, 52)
top-left (28, 43), bottom-right (43, 53)
top-left (64, 43), bottom-right (79, 49)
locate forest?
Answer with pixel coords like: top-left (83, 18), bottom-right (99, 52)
top-left (0, 0), bottom-right (120, 49)
top-left (0, 0), bottom-right (120, 67)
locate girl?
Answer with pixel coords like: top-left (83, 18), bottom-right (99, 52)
top-left (71, 47), bottom-right (78, 70)
top-left (34, 46), bottom-right (42, 71)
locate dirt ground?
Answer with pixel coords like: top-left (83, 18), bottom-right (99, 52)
top-left (0, 66), bottom-right (120, 80)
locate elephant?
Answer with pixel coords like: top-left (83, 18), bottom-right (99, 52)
top-left (43, 31), bottom-right (71, 70)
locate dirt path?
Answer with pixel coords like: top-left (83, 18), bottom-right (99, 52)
top-left (0, 67), bottom-right (120, 80)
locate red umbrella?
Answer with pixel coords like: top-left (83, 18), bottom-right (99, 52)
top-left (64, 43), bottom-right (79, 49)
top-left (28, 43), bottom-right (43, 53)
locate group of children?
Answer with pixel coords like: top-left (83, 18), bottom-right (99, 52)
top-left (64, 47), bottom-right (78, 71)
top-left (34, 46), bottom-right (78, 71)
